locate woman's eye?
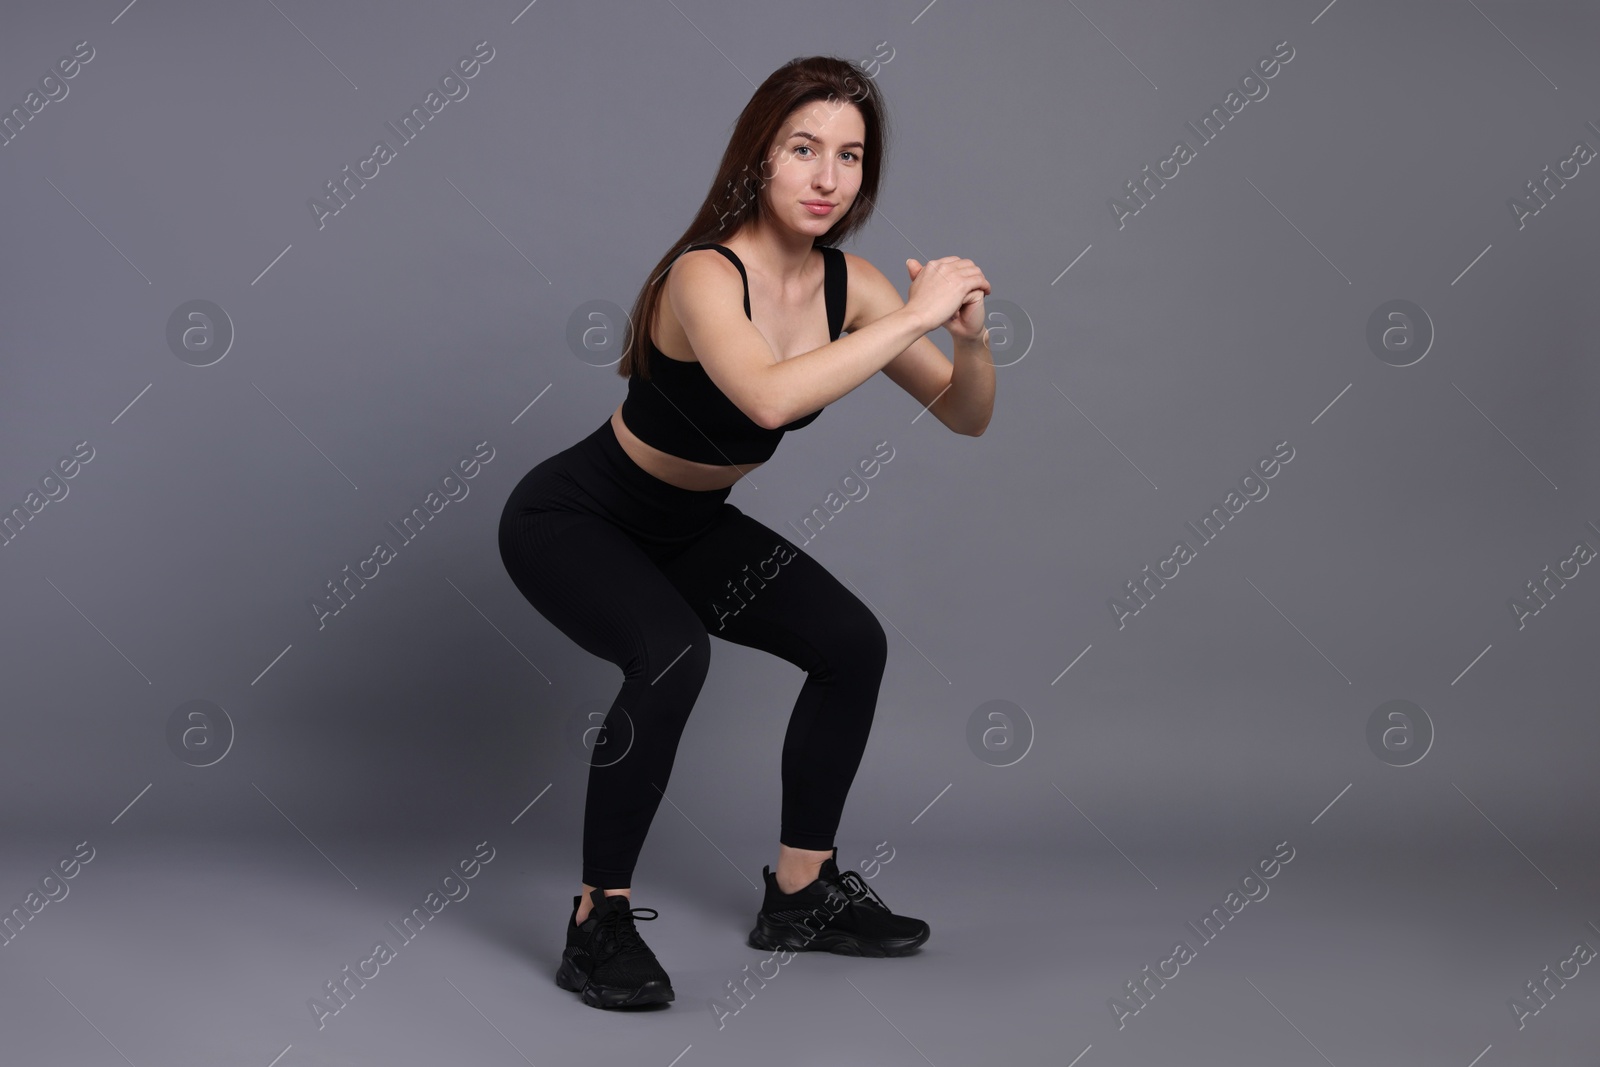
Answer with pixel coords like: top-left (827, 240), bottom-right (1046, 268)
top-left (795, 146), bottom-right (859, 162)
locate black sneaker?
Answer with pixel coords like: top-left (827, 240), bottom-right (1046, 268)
top-left (555, 888), bottom-right (675, 1009)
top-left (747, 847), bottom-right (930, 957)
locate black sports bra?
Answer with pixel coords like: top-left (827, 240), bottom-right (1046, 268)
top-left (620, 242), bottom-right (846, 466)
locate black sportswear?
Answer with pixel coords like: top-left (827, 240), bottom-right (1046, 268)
top-left (498, 418), bottom-right (888, 890)
top-left (619, 243), bottom-right (846, 465)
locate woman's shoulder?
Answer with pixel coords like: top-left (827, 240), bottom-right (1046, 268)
top-left (667, 243), bottom-right (746, 285)
top-left (662, 243), bottom-right (749, 306)
top-left (655, 244), bottom-right (751, 357)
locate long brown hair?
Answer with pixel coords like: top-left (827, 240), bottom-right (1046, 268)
top-left (616, 55), bottom-right (890, 380)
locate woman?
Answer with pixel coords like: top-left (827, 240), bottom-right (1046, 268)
top-left (498, 55), bottom-right (993, 1010)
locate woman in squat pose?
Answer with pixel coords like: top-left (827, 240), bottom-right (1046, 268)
top-left (498, 55), bottom-right (993, 1010)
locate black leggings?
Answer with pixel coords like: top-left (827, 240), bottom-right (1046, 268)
top-left (497, 417), bottom-right (888, 889)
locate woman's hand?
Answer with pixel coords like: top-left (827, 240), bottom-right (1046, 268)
top-left (906, 257), bottom-right (990, 342)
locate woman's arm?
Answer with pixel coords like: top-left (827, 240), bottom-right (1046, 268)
top-left (847, 254), bottom-right (994, 436)
top-left (669, 249), bottom-right (941, 430)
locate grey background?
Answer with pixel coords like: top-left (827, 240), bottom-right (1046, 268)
top-left (3, 1), bottom-right (1598, 1065)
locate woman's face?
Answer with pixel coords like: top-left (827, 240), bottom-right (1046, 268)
top-left (760, 99), bottom-right (867, 235)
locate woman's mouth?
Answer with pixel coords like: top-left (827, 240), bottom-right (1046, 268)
top-left (803, 201), bottom-right (834, 215)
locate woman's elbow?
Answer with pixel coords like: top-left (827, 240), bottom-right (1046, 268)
top-left (748, 397), bottom-right (786, 431)
top-left (960, 413), bottom-right (991, 436)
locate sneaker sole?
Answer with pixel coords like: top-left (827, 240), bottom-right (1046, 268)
top-left (746, 916), bottom-right (930, 958)
top-left (555, 955), bottom-right (675, 1008)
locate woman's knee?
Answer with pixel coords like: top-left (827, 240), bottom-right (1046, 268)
top-left (856, 609), bottom-right (889, 673)
top-left (819, 600), bottom-right (888, 679)
top-left (629, 620), bottom-right (712, 688)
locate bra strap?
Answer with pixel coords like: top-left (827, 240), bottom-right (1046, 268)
top-left (819, 245), bottom-right (846, 339)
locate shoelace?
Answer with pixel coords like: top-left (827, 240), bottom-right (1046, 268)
top-left (831, 869), bottom-right (891, 912)
top-left (584, 904), bottom-right (660, 987)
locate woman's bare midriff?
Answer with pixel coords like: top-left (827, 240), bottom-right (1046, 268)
top-left (610, 405), bottom-right (761, 492)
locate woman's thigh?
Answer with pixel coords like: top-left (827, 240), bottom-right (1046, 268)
top-left (658, 505), bottom-right (888, 673)
top-left (499, 506), bottom-right (710, 680)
